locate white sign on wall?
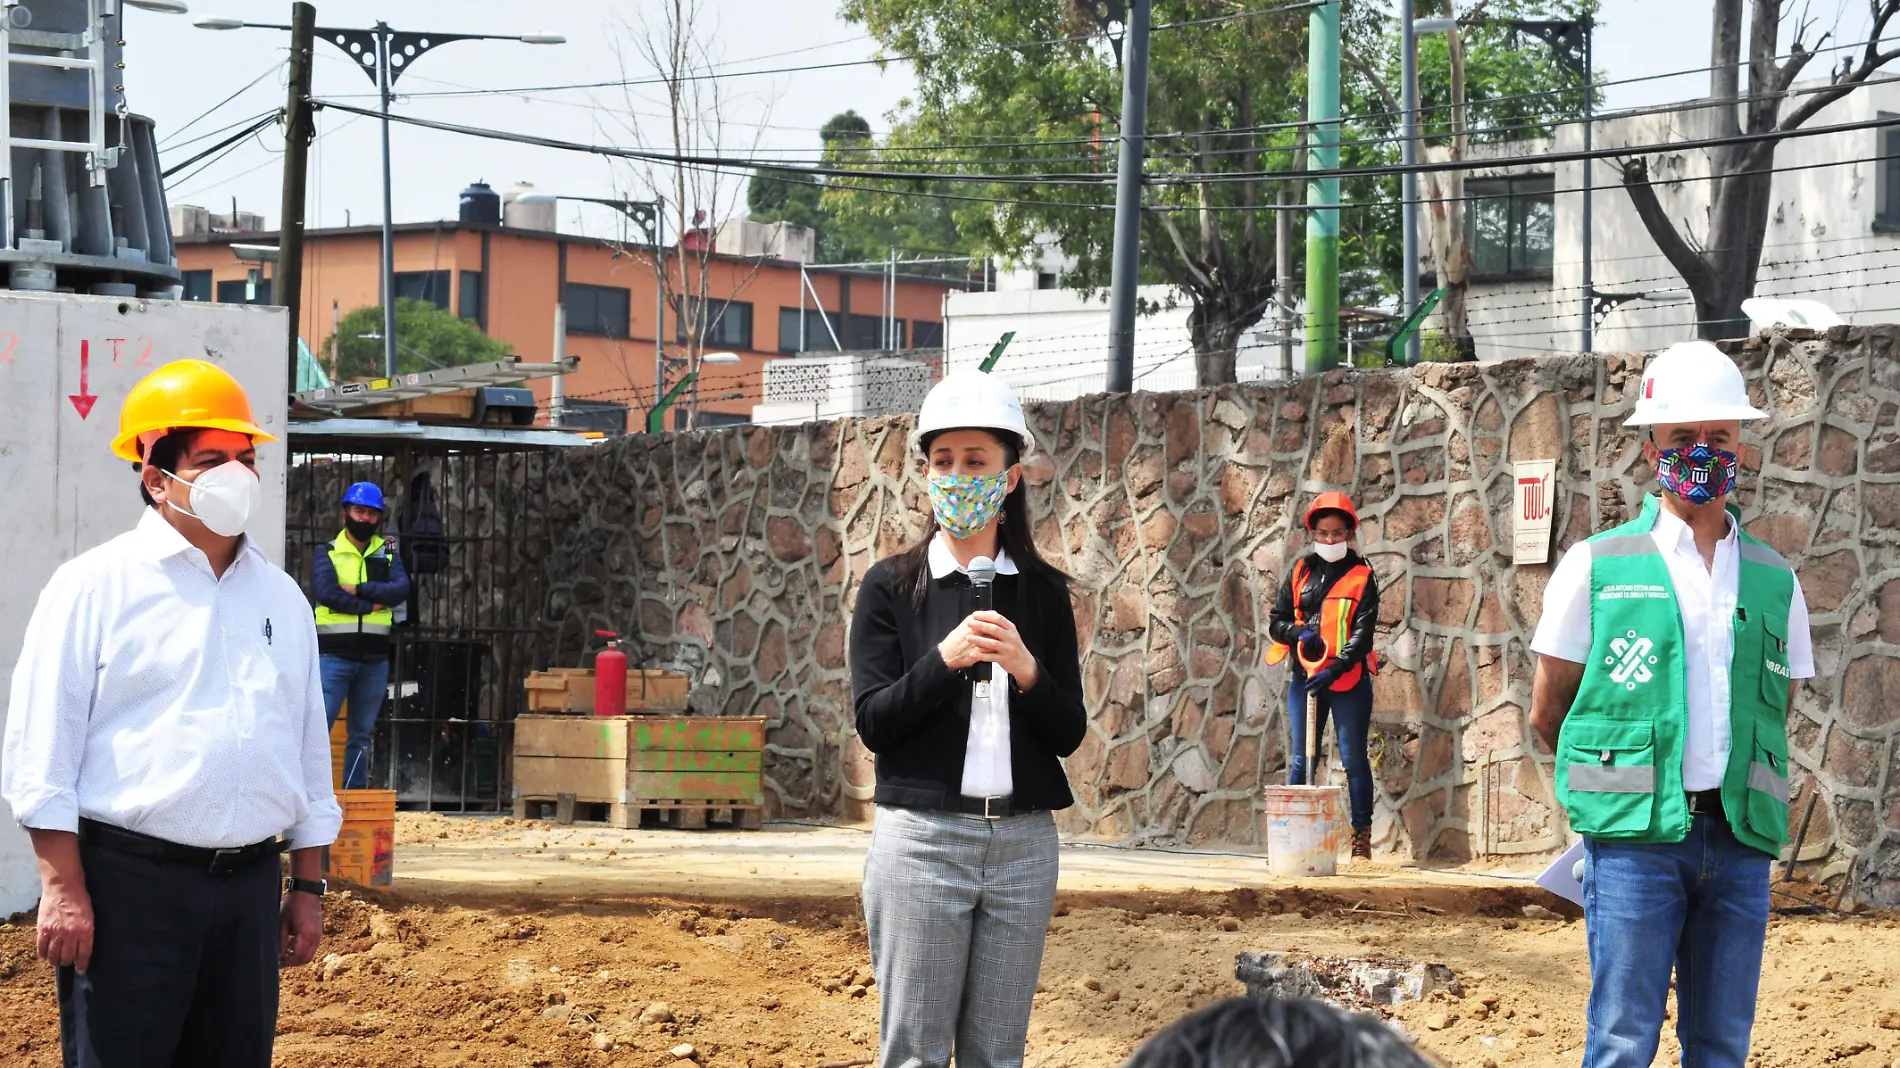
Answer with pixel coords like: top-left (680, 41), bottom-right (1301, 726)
top-left (1512, 459), bottom-right (1557, 565)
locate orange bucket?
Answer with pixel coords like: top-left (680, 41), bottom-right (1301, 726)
top-left (322, 788), bottom-right (395, 887)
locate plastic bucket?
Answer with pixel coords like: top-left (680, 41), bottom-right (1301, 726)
top-left (1262, 785), bottom-right (1343, 877)
top-left (323, 788), bottom-right (395, 887)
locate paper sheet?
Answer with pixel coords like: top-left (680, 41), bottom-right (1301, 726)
top-left (1535, 839), bottom-right (1587, 906)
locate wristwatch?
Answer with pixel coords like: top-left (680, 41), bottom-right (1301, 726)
top-left (286, 876), bottom-right (328, 898)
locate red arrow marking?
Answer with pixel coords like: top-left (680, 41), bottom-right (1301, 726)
top-left (69, 339), bottom-right (98, 419)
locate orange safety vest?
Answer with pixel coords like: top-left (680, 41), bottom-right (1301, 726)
top-left (1264, 559), bottom-right (1379, 691)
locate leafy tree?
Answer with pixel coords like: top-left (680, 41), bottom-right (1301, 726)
top-left (332, 298), bottom-right (513, 381)
top-left (837, 0), bottom-right (1591, 383)
top-left (747, 109), bottom-right (976, 264)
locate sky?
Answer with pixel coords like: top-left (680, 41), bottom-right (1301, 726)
top-left (123, 0), bottom-right (1883, 244)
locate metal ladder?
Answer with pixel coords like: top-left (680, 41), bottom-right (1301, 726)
top-left (1, 0), bottom-right (120, 254)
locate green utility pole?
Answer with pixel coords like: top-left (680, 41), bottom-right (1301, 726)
top-left (979, 331), bottom-right (1016, 373)
top-left (1304, 0), bottom-right (1342, 372)
top-left (645, 373), bottom-right (697, 434)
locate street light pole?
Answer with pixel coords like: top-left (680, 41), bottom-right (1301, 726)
top-left (376, 23), bottom-right (397, 380)
top-left (194, 16), bottom-right (563, 380)
top-left (1399, 0), bottom-right (1420, 366)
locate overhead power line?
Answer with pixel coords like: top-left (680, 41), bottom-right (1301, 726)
top-left (311, 97), bottom-right (1900, 193)
top-left (319, 0), bottom-right (1325, 101)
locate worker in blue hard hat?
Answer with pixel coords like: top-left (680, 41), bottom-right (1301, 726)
top-left (311, 482), bottom-right (411, 789)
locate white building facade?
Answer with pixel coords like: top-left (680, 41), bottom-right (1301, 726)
top-left (1440, 78), bottom-right (1900, 360)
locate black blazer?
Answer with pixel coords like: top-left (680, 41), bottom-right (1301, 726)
top-left (849, 554), bottom-right (1088, 812)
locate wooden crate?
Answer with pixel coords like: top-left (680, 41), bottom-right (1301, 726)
top-left (513, 716), bottom-right (629, 804)
top-left (509, 714), bottom-right (766, 829)
top-left (523, 668), bottom-right (690, 714)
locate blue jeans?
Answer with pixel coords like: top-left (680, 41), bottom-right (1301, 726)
top-left (1286, 672), bottom-right (1374, 829)
top-left (320, 655), bottom-right (390, 790)
top-left (1582, 814), bottom-right (1771, 1068)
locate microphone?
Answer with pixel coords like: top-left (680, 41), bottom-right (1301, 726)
top-left (968, 556), bottom-right (996, 612)
top-left (967, 556), bottom-right (996, 689)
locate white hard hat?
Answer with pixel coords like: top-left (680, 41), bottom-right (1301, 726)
top-left (1624, 340), bottom-right (1769, 427)
top-left (910, 369), bottom-right (1035, 456)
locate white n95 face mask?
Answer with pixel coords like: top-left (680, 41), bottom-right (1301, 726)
top-left (165, 461), bottom-right (261, 538)
top-left (1314, 540), bottom-right (1351, 563)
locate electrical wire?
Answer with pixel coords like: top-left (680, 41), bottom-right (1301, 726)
top-left (160, 111), bottom-right (281, 181)
top-left (158, 58), bottom-right (287, 149)
top-left (321, 1), bottom-right (1325, 102)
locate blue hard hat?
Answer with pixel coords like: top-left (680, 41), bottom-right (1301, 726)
top-left (341, 482), bottom-right (386, 511)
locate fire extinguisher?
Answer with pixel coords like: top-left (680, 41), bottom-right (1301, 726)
top-left (594, 631), bottom-right (627, 718)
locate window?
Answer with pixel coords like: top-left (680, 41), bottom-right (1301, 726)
top-left (912, 321), bottom-right (943, 349)
top-left (845, 314), bottom-right (903, 350)
top-left (393, 270), bottom-right (451, 309)
top-left (677, 298), bottom-right (754, 350)
top-left (1879, 117), bottom-right (1900, 230)
top-left (777, 308), bottom-right (842, 353)
top-left (215, 277), bottom-right (272, 305)
top-left (1465, 175), bottom-right (1554, 279)
top-left (458, 270), bottom-right (484, 323)
top-left (1036, 271), bottom-right (1059, 290)
top-left (181, 270), bottom-right (213, 302)
top-left (565, 282), bottom-right (632, 338)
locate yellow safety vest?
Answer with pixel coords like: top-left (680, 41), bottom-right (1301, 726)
top-left (313, 531), bottom-right (395, 638)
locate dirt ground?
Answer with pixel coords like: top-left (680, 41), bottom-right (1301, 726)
top-left (1, 813), bottom-right (1896, 1068)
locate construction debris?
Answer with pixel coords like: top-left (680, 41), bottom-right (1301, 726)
top-left (1235, 951), bottom-right (1463, 1010)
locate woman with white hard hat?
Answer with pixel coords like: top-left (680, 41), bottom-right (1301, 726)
top-left (1529, 339), bottom-right (1815, 1068)
top-left (851, 369), bottom-right (1087, 1068)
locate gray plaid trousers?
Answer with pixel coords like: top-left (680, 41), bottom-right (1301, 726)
top-left (861, 805), bottom-right (1061, 1068)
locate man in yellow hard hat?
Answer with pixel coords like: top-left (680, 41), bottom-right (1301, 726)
top-left (1, 360), bottom-right (341, 1068)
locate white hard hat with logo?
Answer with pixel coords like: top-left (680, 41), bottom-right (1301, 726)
top-left (911, 369), bottom-right (1035, 455)
top-left (1624, 340), bottom-right (1770, 426)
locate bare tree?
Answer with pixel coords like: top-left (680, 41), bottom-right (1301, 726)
top-left (1622, 0), bottom-right (1900, 340)
top-left (601, 0), bottom-right (769, 429)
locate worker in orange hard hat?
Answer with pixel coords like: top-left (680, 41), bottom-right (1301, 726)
top-left (4, 359), bottom-right (338, 1068)
top-left (1265, 491), bottom-right (1382, 860)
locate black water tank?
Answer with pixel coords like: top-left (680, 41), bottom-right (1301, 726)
top-left (459, 181), bottom-right (501, 225)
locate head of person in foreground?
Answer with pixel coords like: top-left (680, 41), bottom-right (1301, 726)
top-left (1625, 340), bottom-right (1769, 513)
top-left (1124, 997), bottom-right (1436, 1068)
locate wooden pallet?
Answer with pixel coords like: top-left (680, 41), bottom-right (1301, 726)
top-left (632, 801), bottom-right (764, 831)
top-left (511, 794), bottom-right (762, 830)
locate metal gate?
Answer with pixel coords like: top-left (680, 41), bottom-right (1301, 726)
top-left (287, 441), bottom-right (556, 811)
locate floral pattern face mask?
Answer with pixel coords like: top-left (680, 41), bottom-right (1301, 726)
top-left (927, 472), bottom-right (1010, 539)
top-left (1655, 442), bottom-right (1739, 504)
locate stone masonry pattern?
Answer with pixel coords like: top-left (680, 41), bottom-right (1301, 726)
top-left (522, 327), bottom-right (1900, 907)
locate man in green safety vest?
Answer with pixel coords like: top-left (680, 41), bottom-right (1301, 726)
top-left (311, 482), bottom-right (411, 789)
top-left (1529, 340), bottom-right (1814, 1068)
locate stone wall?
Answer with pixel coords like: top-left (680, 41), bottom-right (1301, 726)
top-left (531, 327), bottom-right (1900, 906)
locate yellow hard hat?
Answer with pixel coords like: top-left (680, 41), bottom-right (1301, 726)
top-left (111, 360), bottom-right (277, 463)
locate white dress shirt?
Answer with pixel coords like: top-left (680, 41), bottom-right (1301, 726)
top-left (1532, 506), bottom-right (1814, 791)
top-left (2, 509), bottom-right (342, 849)
top-left (929, 536), bottom-right (1017, 799)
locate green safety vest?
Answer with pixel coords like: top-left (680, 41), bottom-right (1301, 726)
top-left (1555, 495), bottom-right (1795, 857)
top-left (313, 531), bottom-right (395, 639)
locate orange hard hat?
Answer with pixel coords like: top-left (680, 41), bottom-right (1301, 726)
top-left (1304, 490), bottom-right (1359, 530)
top-left (111, 360), bottom-right (277, 463)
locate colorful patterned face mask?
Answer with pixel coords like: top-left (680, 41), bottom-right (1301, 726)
top-left (1655, 442), bottom-right (1739, 504)
top-left (927, 472), bottom-right (1010, 539)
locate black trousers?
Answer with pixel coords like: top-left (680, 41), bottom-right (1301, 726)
top-left (58, 841), bottom-right (282, 1068)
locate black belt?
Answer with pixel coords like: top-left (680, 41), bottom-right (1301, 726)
top-left (954, 795), bottom-right (1020, 820)
top-left (79, 819), bottom-right (286, 875)
top-left (1685, 789), bottom-right (1724, 816)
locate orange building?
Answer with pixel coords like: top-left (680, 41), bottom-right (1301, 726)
top-left (173, 218), bottom-right (967, 429)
